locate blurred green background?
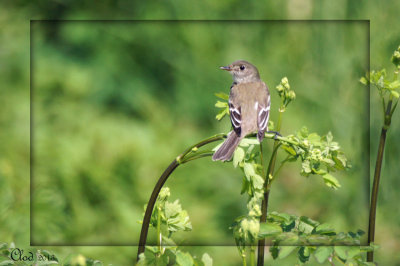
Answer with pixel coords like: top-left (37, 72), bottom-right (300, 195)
top-left (1, 1), bottom-right (400, 265)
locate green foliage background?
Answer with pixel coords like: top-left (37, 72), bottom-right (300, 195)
top-left (1, 1), bottom-right (400, 265)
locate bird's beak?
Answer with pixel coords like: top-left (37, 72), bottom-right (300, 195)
top-left (220, 65), bottom-right (232, 71)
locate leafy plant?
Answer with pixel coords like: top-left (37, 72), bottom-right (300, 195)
top-left (138, 187), bottom-right (213, 266)
top-left (214, 77), bottom-right (375, 265)
top-left (360, 45), bottom-right (400, 262)
top-left (265, 211), bottom-right (376, 265)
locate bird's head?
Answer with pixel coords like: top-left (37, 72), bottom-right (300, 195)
top-left (220, 60), bottom-right (260, 83)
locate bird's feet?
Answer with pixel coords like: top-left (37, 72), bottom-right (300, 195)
top-left (266, 130), bottom-right (282, 140)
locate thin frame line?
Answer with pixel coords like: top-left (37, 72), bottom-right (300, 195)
top-left (29, 19), bottom-right (371, 247)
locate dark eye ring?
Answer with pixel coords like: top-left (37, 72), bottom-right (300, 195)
top-left (240, 65), bottom-right (245, 71)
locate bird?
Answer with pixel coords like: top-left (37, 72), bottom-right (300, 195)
top-left (212, 60), bottom-right (271, 161)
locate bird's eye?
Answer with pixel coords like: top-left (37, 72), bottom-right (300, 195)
top-left (240, 65), bottom-right (245, 71)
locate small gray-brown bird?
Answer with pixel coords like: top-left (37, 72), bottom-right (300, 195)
top-left (212, 60), bottom-right (270, 161)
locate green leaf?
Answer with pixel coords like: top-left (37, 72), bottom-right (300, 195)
top-left (268, 212), bottom-right (291, 224)
top-left (215, 108), bottom-right (228, 120)
top-left (240, 177), bottom-right (250, 195)
top-left (313, 168), bottom-right (327, 175)
top-left (247, 218), bottom-right (260, 240)
top-left (269, 246), bottom-right (279, 259)
top-left (165, 200), bottom-right (182, 219)
top-left (258, 222), bottom-right (282, 238)
top-left (278, 246), bottom-right (297, 259)
top-left (215, 92), bottom-right (229, 100)
top-left (239, 138), bottom-right (260, 147)
top-left (314, 246), bottom-right (333, 263)
top-left (167, 210), bottom-right (192, 232)
top-left (299, 216), bottom-right (319, 234)
top-left (278, 232), bottom-right (300, 245)
top-left (243, 163), bottom-right (255, 180)
top-left (359, 76), bottom-right (368, 85)
top-left (388, 80), bottom-right (400, 89)
top-left (322, 158), bottom-right (335, 166)
top-left (281, 145), bottom-right (297, 156)
top-left (233, 147), bottom-right (245, 168)
top-left (146, 246), bottom-right (159, 254)
top-left (333, 155), bottom-right (346, 170)
top-left (337, 153), bottom-right (347, 166)
top-left (392, 46), bottom-right (400, 67)
top-left (164, 200), bottom-right (192, 232)
top-left (322, 173), bottom-right (341, 189)
top-left (356, 229), bottom-right (365, 236)
top-left (215, 100), bottom-right (228, 108)
top-left (176, 251), bottom-right (194, 266)
top-left (334, 246), bottom-right (348, 260)
top-left (298, 221), bottom-right (314, 234)
top-left (347, 246), bottom-right (362, 259)
top-left (268, 120), bottom-right (275, 131)
top-left (251, 174), bottom-right (264, 189)
top-left (162, 235), bottom-right (177, 247)
top-left (298, 246), bottom-right (310, 263)
top-left (391, 90), bottom-right (399, 98)
top-left (300, 216), bottom-right (320, 227)
top-left (315, 223), bottom-right (335, 235)
top-left (281, 220), bottom-right (296, 232)
top-left (201, 253), bottom-right (213, 266)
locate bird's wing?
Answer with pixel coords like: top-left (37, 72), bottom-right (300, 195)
top-left (257, 82), bottom-right (270, 141)
top-left (229, 85), bottom-right (242, 137)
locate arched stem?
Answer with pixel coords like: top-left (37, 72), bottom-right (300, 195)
top-left (137, 159), bottom-right (179, 261)
top-left (137, 134), bottom-right (226, 261)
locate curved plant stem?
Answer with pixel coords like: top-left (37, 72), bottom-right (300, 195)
top-left (137, 134), bottom-right (225, 261)
top-left (137, 159), bottom-right (179, 261)
top-left (367, 99), bottom-right (393, 261)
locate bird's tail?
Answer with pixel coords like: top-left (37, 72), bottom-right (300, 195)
top-left (212, 131), bottom-right (241, 161)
